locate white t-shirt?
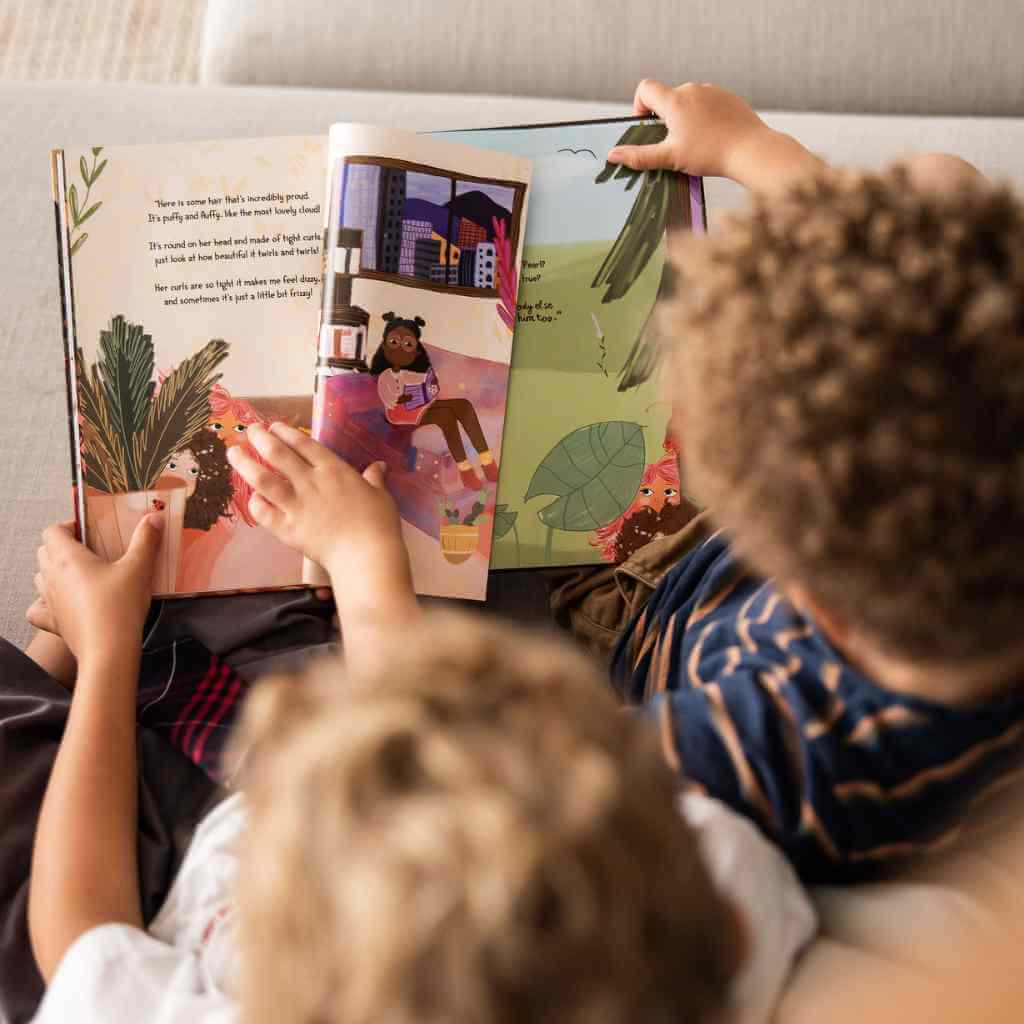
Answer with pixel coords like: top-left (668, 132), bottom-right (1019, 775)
top-left (32, 793), bottom-right (816, 1024)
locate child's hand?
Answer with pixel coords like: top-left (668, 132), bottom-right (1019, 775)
top-left (227, 423), bottom-right (414, 607)
top-left (31, 517), bottom-right (163, 667)
top-left (607, 80), bottom-right (768, 179)
top-left (608, 79), bottom-right (825, 192)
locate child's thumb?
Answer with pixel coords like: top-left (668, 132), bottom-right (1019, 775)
top-left (606, 141), bottom-right (676, 172)
top-left (125, 512), bottom-right (165, 566)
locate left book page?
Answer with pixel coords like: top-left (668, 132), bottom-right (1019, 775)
top-left (52, 136), bottom-right (327, 597)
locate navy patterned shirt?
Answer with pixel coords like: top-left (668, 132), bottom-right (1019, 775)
top-left (611, 531), bottom-right (1024, 883)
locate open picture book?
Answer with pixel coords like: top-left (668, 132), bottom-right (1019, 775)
top-left (51, 117), bottom-right (704, 601)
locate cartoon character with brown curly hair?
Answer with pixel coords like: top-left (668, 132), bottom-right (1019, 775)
top-left (370, 312), bottom-right (498, 491)
top-left (164, 429), bottom-right (234, 531)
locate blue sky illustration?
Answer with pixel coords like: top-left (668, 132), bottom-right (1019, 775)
top-left (440, 121), bottom-right (652, 246)
top-left (405, 171), bottom-right (516, 215)
top-left (406, 171), bottom-right (451, 205)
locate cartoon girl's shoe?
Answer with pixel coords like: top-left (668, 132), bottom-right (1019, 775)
top-left (478, 450), bottom-right (499, 483)
top-left (458, 460), bottom-right (482, 490)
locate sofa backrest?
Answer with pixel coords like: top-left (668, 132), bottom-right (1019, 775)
top-left (200, 0), bottom-right (1024, 115)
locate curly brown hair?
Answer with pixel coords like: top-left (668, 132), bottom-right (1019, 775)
top-left (232, 613), bottom-right (737, 1024)
top-left (180, 429), bottom-right (232, 530)
top-left (666, 166), bottom-right (1024, 662)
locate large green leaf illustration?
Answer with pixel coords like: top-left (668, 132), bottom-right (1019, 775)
top-left (525, 421), bottom-right (646, 531)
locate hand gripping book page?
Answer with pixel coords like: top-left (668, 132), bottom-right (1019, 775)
top-left (310, 124), bottom-right (531, 601)
top-left (53, 135), bottom-right (329, 597)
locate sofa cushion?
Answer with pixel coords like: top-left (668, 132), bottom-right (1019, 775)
top-left (199, 0), bottom-right (1024, 116)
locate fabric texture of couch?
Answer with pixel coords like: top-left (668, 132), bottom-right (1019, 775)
top-left (200, 0), bottom-right (1024, 116)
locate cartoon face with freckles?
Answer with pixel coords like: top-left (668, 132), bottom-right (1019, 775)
top-left (632, 474), bottom-right (680, 515)
top-left (207, 410), bottom-right (250, 448)
top-left (165, 449), bottom-right (201, 497)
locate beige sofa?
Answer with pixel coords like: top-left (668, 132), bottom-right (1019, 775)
top-left (2, 1), bottom-right (1023, 1018)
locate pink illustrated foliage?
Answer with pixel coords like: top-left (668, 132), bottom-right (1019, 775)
top-left (492, 215), bottom-right (516, 331)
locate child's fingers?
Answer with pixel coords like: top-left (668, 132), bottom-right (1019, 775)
top-left (227, 445), bottom-right (295, 507)
top-left (246, 423), bottom-right (312, 482)
top-left (633, 77), bottom-right (675, 117)
top-left (26, 597), bottom-right (57, 633)
top-left (41, 520), bottom-right (87, 559)
top-left (121, 513), bottom-right (165, 571)
top-left (362, 460), bottom-right (389, 489)
top-left (267, 420), bottom-right (335, 469)
top-left (247, 493), bottom-right (286, 534)
top-left (607, 140), bottom-right (677, 171)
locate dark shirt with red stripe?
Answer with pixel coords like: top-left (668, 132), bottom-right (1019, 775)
top-left (610, 532), bottom-right (1024, 884)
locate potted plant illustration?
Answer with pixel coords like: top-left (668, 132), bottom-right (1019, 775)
top-left (76, 315), bottom-right (229, 592)
top-left (439, 489), bottom-right (490, 564)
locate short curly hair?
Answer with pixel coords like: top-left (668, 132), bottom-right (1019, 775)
top-left (666, 166), bottom-right (1024, 662)
top-left (232, 613), bottom-right (737, 1024)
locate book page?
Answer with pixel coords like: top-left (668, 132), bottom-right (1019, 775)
top-left (441, 120), bottom-right (706, 572)
top-left (60, 135), bottom-right (327, 595)
top-left (310, 124), bottom-right (531, 600)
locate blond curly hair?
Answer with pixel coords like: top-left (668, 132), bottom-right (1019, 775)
top-left (666, 166), bottom-right (1024, 662)
top-left (232, 613), bottom-right (737, 1024)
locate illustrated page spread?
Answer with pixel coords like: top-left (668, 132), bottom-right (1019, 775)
top-left (441, 119), bottom-right (706, 570)
top-left (55, 135), bottom-right (326, 596)
top-left (312, 124), bottom-right (531, 600)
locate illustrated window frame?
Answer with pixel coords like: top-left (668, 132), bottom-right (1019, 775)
top-left (337, 155), bottom-right (526, 299)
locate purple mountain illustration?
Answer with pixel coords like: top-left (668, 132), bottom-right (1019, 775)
top-left (403, 198), bottom-right (457, 238)
top-left (447, 190), bottom-right (511, 240)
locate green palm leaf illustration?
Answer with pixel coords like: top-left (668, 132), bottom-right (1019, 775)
top-left (525, 421), bottom-right (646, 531)
top-left (75, 350), bottom-right (129, 492)
top-left (132, 338), bottom-right (229, 490)
top-left (97, 315), bottom-right (155, 486)
top-left (592, 124), bottom-right (672, 303)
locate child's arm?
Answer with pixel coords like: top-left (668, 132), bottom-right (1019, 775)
top-left (24, 627), bottom-right (76, 689)
top-left (606, 80), bottom-right (825, 192)
top-left (228, 423), bottom-right (419, 668)
top-left (28, 516), bottom-right (163, 982)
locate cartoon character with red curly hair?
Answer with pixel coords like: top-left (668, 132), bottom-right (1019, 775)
top-left (590, 439), bottom-right (699, 564)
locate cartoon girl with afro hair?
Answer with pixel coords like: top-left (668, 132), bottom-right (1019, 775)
top-left (370, 312), bottom-right (498, 491)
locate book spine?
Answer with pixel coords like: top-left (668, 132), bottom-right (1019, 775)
top-left (51, 150), bottom-right (89, 544)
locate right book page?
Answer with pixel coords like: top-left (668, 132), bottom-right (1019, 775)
top-left (440, 118), bottom-right (706, 570)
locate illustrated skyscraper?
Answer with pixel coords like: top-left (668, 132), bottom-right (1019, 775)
top-left (378, 168), bottom-right (407, 274)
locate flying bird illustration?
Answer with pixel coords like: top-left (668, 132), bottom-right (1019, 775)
top-left (557, 147), bottom-right (598, 159)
